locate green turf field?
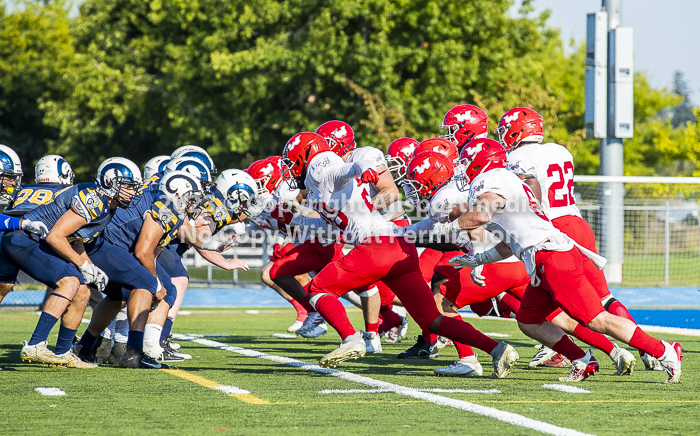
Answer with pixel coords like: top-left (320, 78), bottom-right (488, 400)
top-left (1, 308), bottom-right (698, 435)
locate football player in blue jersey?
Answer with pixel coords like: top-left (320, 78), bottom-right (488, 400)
top-left (0, 145), bottom-right (52, 303)
top-left (75, 170), bottom-right (240, 367)
top-left (3, 157), bottom-right (141, 368)
top-left (2, 154), bottom-right (76, 307)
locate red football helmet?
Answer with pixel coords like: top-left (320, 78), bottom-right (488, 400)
top-left (281, 132), bottom-right (330, 189)
top-left (385, 137), bottom-right (419, 181)
top-left (404, 151), bottom-right (455, 204)
top-left (439, 104), bottom-right (488, 148)
top-left (267, 155), bottom-right (283, 169)
top-left (458, 138), bottom-right (507, 187)
top-left (413, 138), bottom-right (459, 164)
top-left (316, 120), bottom-right (356, 156)
top-left (247, 158), bottom-right (283, 195)
top-left (495, 107), bottom-right (544, 151)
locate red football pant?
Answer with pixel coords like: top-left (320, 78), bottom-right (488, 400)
top-left (440, 262), bottom-right (528, 309)
top-left (309, 237), bottom-right (498, 353)
top-left (418, 248), bottom-right (442, 283)
top-left (269, 240), bottom-right (344, 279)
top-left (516, 249), bottom-right (605, 326)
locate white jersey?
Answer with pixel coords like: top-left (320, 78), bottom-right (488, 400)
top-left (247, 182), bottom-right (308, 242)
top-left (507, 142), bottom-right (581, 220)
top-left (346, 146), bottom-right (404, 220)
top-left (469, 168), bottom-right (563, 260)
top-left (431, 182), bottom-right (518, 262)
top-left (304, 151), bottom-right (396, 245)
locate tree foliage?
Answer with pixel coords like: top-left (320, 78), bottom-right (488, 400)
top-left (0, 0), bottom-right (696, 181)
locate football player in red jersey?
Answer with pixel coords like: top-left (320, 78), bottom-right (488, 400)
top-left (278, 132), bottom-right (520, 376)
top-left (441, 140), bottom-right (683, 383)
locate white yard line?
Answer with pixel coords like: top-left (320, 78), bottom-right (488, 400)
top-left (319, 388), bottom-right (501, 394)
top-left (173, 333), bottom-right (594, 436)
top-left (214, 386), bottom-right (251, 394)
top-left (542, 385), bottom-right (591, 394)
top-left (35, 387), bottom-right (66, 396)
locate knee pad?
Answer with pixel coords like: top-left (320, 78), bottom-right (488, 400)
top-left (602, 295), bottom-right (617, 312)
top-left (358, 286), bottom-right (378, 298)
top-left (309, 293), bottom-right (331, 310)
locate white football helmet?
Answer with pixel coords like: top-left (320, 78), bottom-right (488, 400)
top-left (215, 169), bottom-right (256, 216)
top-left (158, 170), bottom-right (205, 219)
top-left (35, 155), bottom-right (74, 185)
top-left (143, 156), bottom-right (170, 180)
top-left (0, 144), bottom-right (23, 201)
top-left (164, 157), bottom-right (213, 193)
top-left (171, 145), bottom-right (216, 174)
top-left (96, 157), bottom-right (142, 206)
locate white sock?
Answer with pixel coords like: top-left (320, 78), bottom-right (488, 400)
top-left (143, 323), bottom-right (164, 359)
top-left (114, 308), bottom-right (129, 344)
top-left (102, 318), bottom-right (116, 340)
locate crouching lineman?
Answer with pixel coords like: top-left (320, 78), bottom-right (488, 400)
top-left (277, 132), bottom-right (519, 376)
top-left (4, 157), bottom-right (140, 368)
top-left (442, 140), bottom-right (683, 383)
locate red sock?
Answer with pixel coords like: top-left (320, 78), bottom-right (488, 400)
top-left (470, 300), bottom-right (493, 317)
top-left (608, 301), bottom-right (636, 323)
top-left (574, 324), bottom-right (614, 355)
top-left (499, 293), bottom-right (521, 316)
top-left (629, 327), bottom-right (665, 359)
top-left (450, 314), bottom-right (475, 358)
top-left (299, 297), bottom-right (316, 314)
top-left (290, 299), bottom-right (308, 321)
top-left (551, 335), bottom-right (587, 361)
top-left (378, 306), bottom-right (402, 333)
top-left (365, 322), bottom-right (379, 335)
top-left (437, 317), bottom-right (498, 354)
top-left (313, 295), bottom-right (355, 340)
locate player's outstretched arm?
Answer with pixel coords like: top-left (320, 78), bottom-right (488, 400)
top-left (133, 213), bottom-right (164, 276)
top-left (370, 165), bottom-right (400, 210)
top-left (194, 247), bottom-right (249, 271)
top-left (46, 209), bottom-right (90, 267)
top-left (518, 174), bottom-right (542, 202)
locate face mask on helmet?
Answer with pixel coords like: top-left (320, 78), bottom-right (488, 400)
top-left (0, 145), bottom-right (23, 201)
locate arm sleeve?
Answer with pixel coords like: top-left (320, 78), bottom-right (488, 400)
top-left (0, 214), bottom-right (22, 231)
top-left (325, 159), bottom-right (375, 190)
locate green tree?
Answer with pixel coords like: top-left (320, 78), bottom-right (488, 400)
top-left (0, 0), bottom-right (74, 181)
top-left (42, 0), bottom-right (562, 178)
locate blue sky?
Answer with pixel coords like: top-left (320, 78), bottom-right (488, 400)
top-left (513, 0), bottom-right (700, 105)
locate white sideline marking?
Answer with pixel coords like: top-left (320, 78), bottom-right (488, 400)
top-left (273, 333), bottom-right (297, 339)
top-left (35, 387), bottom-right (66, 396)
top-left (637, 324), bottom-right (700, 337)
top-left (214, 386), bottom-right (251, 395)
top-left (319, 388), bottom-right (501, 394)
top-left (542, 385), bottom-right (591, 394)
top-left (173, 334), bottom-right (594, 436)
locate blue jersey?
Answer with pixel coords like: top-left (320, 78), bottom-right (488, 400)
top-left (4, 183), bottom-right (71, 217)
top-left (102, 185), bottom-right (183, 252)
top-left (24, 182), bottom-right (113, 243)
top-left (203, 189), bottom-right (234, 234)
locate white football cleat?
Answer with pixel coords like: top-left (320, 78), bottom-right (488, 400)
top-left (640, 352), bottom-right (664, 371)
top-left (434, 355), bottom-right (483, 377)
top-left (658, 340), bottom-right (683, 383)
top-left (558, 349), bottom-right (599, 382)
top-left (362, 331), bottom-right (383, 354)
top-left (287, 319), bottom-right (305, 333)
top-left (20, 340), bottom-right (55, 364)
top-left (319, 332), bottom-right (366, 368)
top-left (528, 344), bottom-right (557, 368)
top-left (298, 312), bottom-right (327, 338)
top-left (490, 342), bottom-right (519, 378)
top-left (436, 336), bottom-right (453, 348)
top-left (609, 344), bottom-right (636, 376)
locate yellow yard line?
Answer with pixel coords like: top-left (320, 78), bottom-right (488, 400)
top-left (160, 368), bottom-right (271, 405)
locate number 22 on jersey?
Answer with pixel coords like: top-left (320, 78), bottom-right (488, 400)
top-left (547, 162), bottom-right (575, 207)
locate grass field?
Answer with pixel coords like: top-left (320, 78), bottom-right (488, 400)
top-left (1, 308), bottom-right (698, 435)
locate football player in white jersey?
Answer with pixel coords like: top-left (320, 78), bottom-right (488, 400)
top-left (399, 150), bottom-right (531, 376)
top-left (279, 131), bottom-right (519, 376)
top-left (440, 140), bottom-right (683, 383)
top-left (247, 157), bottom-right (319, 333)
top-left (317, 121), bottom-right (409, 348)
top-left (499, 107), bottom-right (651, 369)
